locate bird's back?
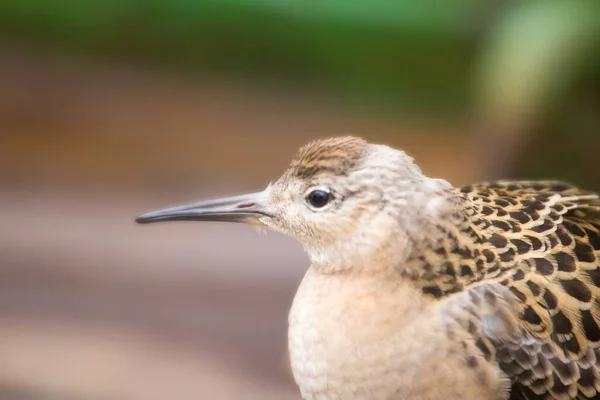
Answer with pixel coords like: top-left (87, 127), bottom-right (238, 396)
top-left (421, 181), bottom-right (600, 400)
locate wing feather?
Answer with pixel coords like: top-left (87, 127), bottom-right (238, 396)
top-left (458, 181), bottom-right (600, 400)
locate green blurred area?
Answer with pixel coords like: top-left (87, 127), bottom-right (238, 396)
top-left (0, 0), bottom-right (489, 111)
top-left (0, 0), bottom-right (600, 185)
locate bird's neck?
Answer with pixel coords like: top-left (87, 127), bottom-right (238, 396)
top-left (308, 187), bottom-right (484, 296)
top-left (399, 195), bottom-right (489, 298)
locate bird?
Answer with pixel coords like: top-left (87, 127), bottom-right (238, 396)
top-left (136, 136), bottom-right (600, 400)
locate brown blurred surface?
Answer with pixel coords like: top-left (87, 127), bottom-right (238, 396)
top-left (0, 50), bottom-right (479, 399)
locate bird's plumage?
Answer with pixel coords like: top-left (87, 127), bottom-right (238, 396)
top-left (285, 136), bottom-right (369, 180)
top-left (425, 181), bottom-right (600, 400)
top-left (137, 136), bottom-right (600, 400)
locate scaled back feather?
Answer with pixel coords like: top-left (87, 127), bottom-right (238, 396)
top-left (410, 180), bottom-right (600, 400)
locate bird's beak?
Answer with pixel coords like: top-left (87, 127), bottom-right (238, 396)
top-left (135, 191), bottom-right (270, 226)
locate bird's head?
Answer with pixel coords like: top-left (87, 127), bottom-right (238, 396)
top-left (136, 137), bottom-right (455, 272)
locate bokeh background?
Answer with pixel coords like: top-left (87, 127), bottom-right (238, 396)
top-left (1, 1), bottom-right (599, 399)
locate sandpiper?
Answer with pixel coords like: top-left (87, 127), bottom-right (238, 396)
top-left (137, 136), bottom-right (600, 400)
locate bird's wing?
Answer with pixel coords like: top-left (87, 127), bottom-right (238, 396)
top-left (438, 181), bottom-right (600, 400)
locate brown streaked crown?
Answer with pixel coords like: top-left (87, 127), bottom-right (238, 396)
top-left (285, 136), bottom-right (368, 180)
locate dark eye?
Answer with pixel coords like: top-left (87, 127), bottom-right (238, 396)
top-left (307, 189), bottom-right (332, 208)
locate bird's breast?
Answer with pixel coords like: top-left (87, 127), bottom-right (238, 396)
top-left (287, 268), bottom-right (508, 400)
top-left (288, 269), bottom-right (431, 399)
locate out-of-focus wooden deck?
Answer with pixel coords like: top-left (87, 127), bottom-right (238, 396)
top-left (0, 50), bottom-right (480, 399)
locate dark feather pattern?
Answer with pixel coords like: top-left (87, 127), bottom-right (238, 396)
top-left (410, 181), bottom-right (600, 400)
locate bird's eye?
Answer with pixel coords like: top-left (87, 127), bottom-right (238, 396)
top-left (306, 189), bottom-right (332, 208)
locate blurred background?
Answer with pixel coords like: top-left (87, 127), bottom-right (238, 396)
top-left (0, 1), bottom-right (599, 399)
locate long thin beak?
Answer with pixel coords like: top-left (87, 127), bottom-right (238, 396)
top-left (135, 191), bottom-right (270, 225)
